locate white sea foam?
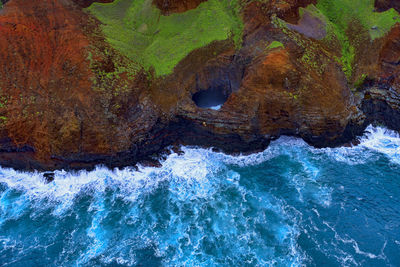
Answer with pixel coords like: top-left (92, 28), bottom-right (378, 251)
top-left (358, 125), bottom-right (400, 163)
top-left (321, 220), bottom-right (389, 264)
top-left (0, 125), bottom-right (398, 266)
top-left (0, 148), bottom-right (225, 213)
top-left (0, 125), bottom-right (396, 202)
top-left (209, 104), bottom-right (222, 110)
top-left (220, 125), bottom-right (399, 168)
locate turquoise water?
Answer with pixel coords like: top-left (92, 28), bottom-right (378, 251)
top-left (0, 125), bottom-right (399, 266)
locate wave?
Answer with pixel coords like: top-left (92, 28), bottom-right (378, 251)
top-left (0, 125), bottom-right (399, 266)
top-left (0, 125), bottom-right (398, 199)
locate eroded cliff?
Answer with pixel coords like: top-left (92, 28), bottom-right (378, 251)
top-left (0, 0), bottom-right (399, 170)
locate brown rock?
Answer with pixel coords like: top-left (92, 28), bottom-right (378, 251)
top-left (287, 6), bottom-right (327, 40)
top-left (153, 0), bottom-right (206, 15)
top-left (71, 0), bottom-right (113, 8)
top-left (0, 0), bottom-right (159, 169)
top-left (375, 0), bottom-right (400, 12)
top-left (0, 0), bottom-right (399, 171)
top-left (378, 25), bottom-right (400, 87)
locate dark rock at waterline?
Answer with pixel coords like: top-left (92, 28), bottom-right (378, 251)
top-left (361, 88), bottom-right (400, 132)
top-left (43, 172), bottom-right (55, 183)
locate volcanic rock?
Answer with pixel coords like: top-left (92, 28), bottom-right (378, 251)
top-left (0, 0), bottom-right (399, 170)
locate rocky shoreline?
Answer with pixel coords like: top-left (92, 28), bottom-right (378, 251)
top-left (0, 0), bottom-right (399, 171)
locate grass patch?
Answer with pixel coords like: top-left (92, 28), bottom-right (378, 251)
top-left (267, 41), bottom-right (284, 49)
top-left (354, 73), bottom-right (367, 89)
top-left (87, 0), bottom-right (243, 76)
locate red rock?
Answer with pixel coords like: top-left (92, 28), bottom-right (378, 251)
top-left (0, 0), bottom-right (157, 168)
top-left (378, 25), bottom-right (400, 86)
top-left (0, 0), bottom-right (398, 170)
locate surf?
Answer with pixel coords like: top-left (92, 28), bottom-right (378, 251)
top-left (0, 126), bottom-right (399, 266)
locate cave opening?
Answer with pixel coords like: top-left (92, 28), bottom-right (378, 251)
top-left (192, 85), bottom-right (230, 110)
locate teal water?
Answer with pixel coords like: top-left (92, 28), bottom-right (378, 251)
top-left (0, 125), bottom-right (399, 266)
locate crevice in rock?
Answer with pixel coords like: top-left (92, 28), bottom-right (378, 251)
top-left (190, 58), bottom-right (244, 110)
top-left (192, 85), bottom-right (230, 109)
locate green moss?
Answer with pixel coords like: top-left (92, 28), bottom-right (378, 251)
top-left (87, 48), bottom-right (139, 93)
top-left (87, 0), bottom-right (243, 77)
top-left (288, 92), bottom-right (298, 100)
top-left (267, 41), bottom-right (284, 49)
top-left (316, 0), bottom-right (399, 78)
top-left (354, 73), bottom-right (367, 89)
top-left (301, 50), bottom-right (318, 70)
top-left (272, 16), bottom-right (328, 74)
top-left (300, 1), bottom-right (400, 79)
top-left (0, 96), bottom-right (7, 108)
top-left (316, 0), bottom-right (399, 40)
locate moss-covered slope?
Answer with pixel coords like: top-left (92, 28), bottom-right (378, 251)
top-left (87, 0), bottom-right (243, 76)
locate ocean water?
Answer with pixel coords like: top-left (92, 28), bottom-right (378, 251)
top-left (0, 125), bottom-right (399, 266)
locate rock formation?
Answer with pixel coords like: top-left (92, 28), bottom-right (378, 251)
top-left (153, 0), bottom-right (206, 14)
top-left (0, 0), bottom-right (399, 170)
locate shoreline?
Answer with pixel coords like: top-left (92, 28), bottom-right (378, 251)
top-left (0, 120), bottom-right (395, 173)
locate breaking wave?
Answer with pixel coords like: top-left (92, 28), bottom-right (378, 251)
top-left (0, 126), bottom-right (399, 266)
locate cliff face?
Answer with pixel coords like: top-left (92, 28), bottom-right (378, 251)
top-left (0, 0), bottom-right (159, 169)
top-left (0, 0), bottom-right (399, 170)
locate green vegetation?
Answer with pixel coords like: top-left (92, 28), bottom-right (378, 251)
top-left (87, 48), bottom-right (140, 94)
top-left (0, 2), bottom-right (2, 9)
top-left (267, 41), bottom-right (284, 49)
top-left (287, 92), bottom-right (298, 100)
top-left (354, 73), bottom-right (367, 89)
top-left (87, 0), bottom-right (243, 76)
top-left (305, 0), bottom-right (400, 79)
top-left (299, 4), bottom-right (326, 24)
top-left (316, 0), bottom-right (399, 40)
top-left (301, 49), bottom-right (319, 70)
top-left (0, 96), bottom-right (7, 108)
top-left (271, 15), bottom-right (328, 75)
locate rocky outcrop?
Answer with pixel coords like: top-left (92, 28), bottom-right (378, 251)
top-left (375, 0), bottom-right (400, 12)
top-left (72, 0), bottom-right (113, 8)
top-left (360, 23), bottom-right (400, 132)
top-left (0, 0), bottom-right (399, 171)
top-left (153, 0), bottom-right (206, 15)
top-left (361, 87), bottom-right (400, 131)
